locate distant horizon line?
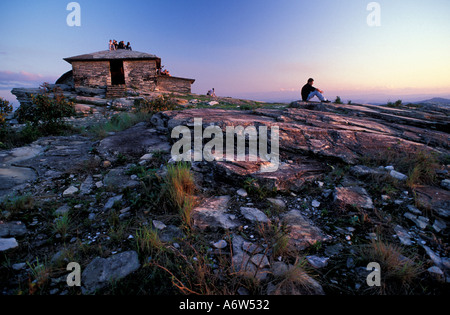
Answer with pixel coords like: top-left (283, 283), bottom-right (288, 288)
top-left (1, 87), bottom-right (449, 110)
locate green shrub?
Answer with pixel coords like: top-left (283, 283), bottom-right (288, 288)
top-left (15, 83), bottom-right (75, 134)
top-left (0, 97), bottom-right (13, 124)
top-left (387, 100), bottom-right (403, 108)
top-left (134, 95), bottom-right (178, 114)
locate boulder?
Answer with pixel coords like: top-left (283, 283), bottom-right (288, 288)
top-left (281, 210), bottom-right (329, 250)
top-left (98, 122), bottom-right (171, 161)
top-left (81, 251), bottom-right (140, 294)
top-left (333, 186), bottom-right (374, 210)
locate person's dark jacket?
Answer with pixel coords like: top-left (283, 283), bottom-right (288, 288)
top-left (301, 84), bottom-right (316, 101)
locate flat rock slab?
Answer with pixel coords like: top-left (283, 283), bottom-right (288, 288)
top-left (98, 122), bottom-right (171, 161)
top-left (213, 159), bottom-right (325, 192)
top-left (0, 166), bottom-right (37, 199)
top-left (240, 207), bottom-right (269, 223)
top-left (81, 251), bottom-right (140, 294)
top-left (281, 210), bottom-right (329, 251)
top-left (0, 221), bottom-right (28, 238)
top-left (103, 167), bottom-right (141, 191)
top-left (192, 196), bottom-right (240, 231)
top-left (414, 185), bottom-right (450, 218)
top-left (16, 135), bottom-right (94, 177)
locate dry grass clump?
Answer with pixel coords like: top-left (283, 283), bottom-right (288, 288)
top-left (269, 261), bottom-right (325, 295)
top-left (165, 162), bottom-right (196, 229)
top-left (358, 239), bottom-right (423, 294)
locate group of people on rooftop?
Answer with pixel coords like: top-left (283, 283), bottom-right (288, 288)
top-left (158, 65), bottom-right (171, 76)
top-left (109, 40), bottom-right (132, 51)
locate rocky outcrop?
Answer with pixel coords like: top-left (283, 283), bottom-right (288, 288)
top-left (152, 102), bottom-right (449, 190)
top-left (1, 98), bottom-right (449, 295)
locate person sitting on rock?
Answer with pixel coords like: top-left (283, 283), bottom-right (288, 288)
top-left (126, 42), bottom-right (132, 51)
top-left (207, 88), bottom-right (216, 97)
top-left (301, 78), bottom-right (330, 103)
top-left (118, 41), bottom-right (125, 49)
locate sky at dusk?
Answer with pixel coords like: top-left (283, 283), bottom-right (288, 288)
top-left (1, 0), bottom-right (450, 106)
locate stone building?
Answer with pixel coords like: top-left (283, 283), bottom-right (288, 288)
top-left (58, 50), bottom-right (195, 98)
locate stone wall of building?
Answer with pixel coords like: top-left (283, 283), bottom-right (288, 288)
top-left (124, 60), bottom-right (158, 92)
top-left (156, 76), bottom-right (193, 94)
top-left (70, 59), bottom-right (193, 94)
top-left (72, 61), bottom-right (111, 88)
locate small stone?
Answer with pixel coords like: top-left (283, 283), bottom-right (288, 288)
top-left (240, 207), bottom-right (269, 223)
top-left (152, 220), bottom-right (167, 230)
top-left (80, 176), bottom-right (94, 195)
top-left (102, 160), bottom-right (112, 168)
top-left (104, 195), bottom-right (123, 210)
top-left (242, 241), bottom-right (264, 254)
top-left (428, 266), bottom-right (444, 276)
top-left (390, 170), bottom-right (408, 181)
top-left (63, 186), bottom-right (78, 196)
top-left (237, 287), bottom-right (250, 295)
top-left (236, 189), bottom-right (248, 197)
top-left (441, 179), bottom-right (450, 190)
top-left (55, 205), bottom-right (70, 216)
top-left (394, 225), bottom-right (413, 246)
top-left (366, 233), bottom-right (377, 241)
top-left (311, 200), bottom-right (321, 208)
top-left (140, 153), bottom-right (154, 161)
top-left (0, 238), bottom-right (18, 252)
top-left (272, 261), bottom-right (289, 277)
top-left (404, 212), bottom-right (428, 230)
top-left (427, 266), bottom-right (445, 282)
top-left (250, 254), bottom-right (270, 268)
top-left (212, 240), bottom-right (227, 249)
top-left (119, 207), bottom-right (130, 214)
top-left (433, 219), bottom-right (446, 233)
top-left (12, 262), bottom-right (26, 270)
top-left (334, 186), bottom-right (374, 210)
top-left (267, 198), bottom-right (286, 209)
top-left (407, 205), bottom-right (422, 215)
top-left (306, 255), bottom-right (329, 268)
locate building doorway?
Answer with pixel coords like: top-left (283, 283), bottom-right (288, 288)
top-left (110, 60), bottom-right (125, 85)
